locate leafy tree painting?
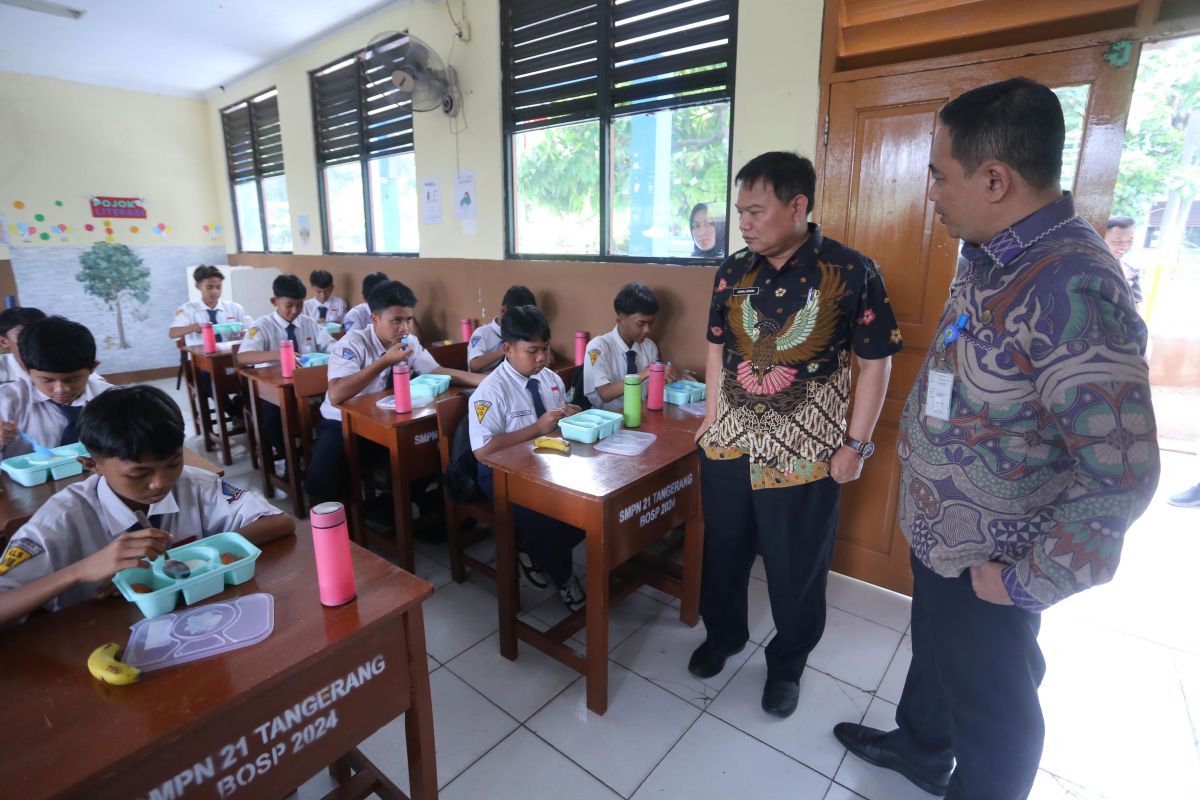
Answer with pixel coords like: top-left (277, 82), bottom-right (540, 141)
top-left (76, 242), bottom-right (150, 349)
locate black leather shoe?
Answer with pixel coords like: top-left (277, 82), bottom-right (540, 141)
top-left (833, 723), bottom-right (952, 796)
top-left (761, 677), bottom-right (800, 718)
top-left (687, 641), bottom-right (744, 679)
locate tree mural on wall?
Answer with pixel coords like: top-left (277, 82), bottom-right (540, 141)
top-left (76, 242), bottom-right (150, 349)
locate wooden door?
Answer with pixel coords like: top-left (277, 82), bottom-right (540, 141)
top-left (820, 44), bottom-right (1138, 594)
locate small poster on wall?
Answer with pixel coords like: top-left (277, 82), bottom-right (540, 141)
top-left (455, 170), bottom-right (476, 221)
top-left (421, 178), bottom-right (442, 225)
top-left (90, 196), bottom-right (147, 219)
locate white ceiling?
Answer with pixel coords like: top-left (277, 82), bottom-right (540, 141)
top-left (0, 0), bottom-right (421, 97)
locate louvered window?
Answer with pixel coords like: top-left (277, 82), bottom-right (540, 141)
top-left (311, 37), bottom-right (419, 255)
top-left (222, 89), bottom-right (292, 252)
top-left (502, 0), bottom-right (737, 260)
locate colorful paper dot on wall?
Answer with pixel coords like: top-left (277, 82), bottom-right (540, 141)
top-left (54, 200), bottom-right (63, 207)
top-left (202, 224), bottom-right (210, 233)
top-left (157, 222), bottom-right (166, 232)
top-left (104, 227), bottom-right (113, 235)
top-left (130, 225), bottom-right (139, 233)
top-left (12, 201), bottom-right (24, 209)
top-left (34, 213), bottom-right (44, 222)
top-left (215, 224), bottom-right (222, 233)
top-left (105, 235), bottom-right (113, 242)
top-left (39, 233), bottom-right (49, 241)
top-left (165, 226), bottom-right (171, 233)
top-left (84, 223), bottom-right (94, 232)
top-left (27, 227), bottom-right (36, 235)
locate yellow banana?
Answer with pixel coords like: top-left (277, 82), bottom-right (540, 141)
top-left (533, 436), bottom-right (571, 454)
top-left (87, 642), bottom-right (141, 685)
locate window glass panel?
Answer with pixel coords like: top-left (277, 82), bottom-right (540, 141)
top-left (512, 120), bottom-right (600, 254)
top-left (368, 153), bottom-right (420, 253)
top-left (323, 163), bottom-right (367, 253)
top-left (233, 181), bottom-right (264, 252)
top-left (609, 101), bottom-right (730, 257)
top-left (1054, 84), bottom-right (1090, 192)
top-left (261, 175), bottom-right (293, 251)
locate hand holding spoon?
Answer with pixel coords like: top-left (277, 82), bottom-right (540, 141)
top-left (134, 510), bottom-right (188, 579)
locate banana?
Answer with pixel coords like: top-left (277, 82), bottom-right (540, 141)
top-left (87, 642), bottom-right (141, 686)
top-left (533, 436), bottom-right (571, 454)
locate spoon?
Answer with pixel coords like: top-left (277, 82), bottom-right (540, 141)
top-left (135, 510), bottom-right (189, 579)
top-left (19, 432), bottom-right (56, 458)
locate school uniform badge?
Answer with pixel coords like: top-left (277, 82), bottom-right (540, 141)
top-left (221, 481), bottom-right (245, 503)
top-left (474, 400), bottom-right (492, 423)
top-left (341, 348), bottom-right (355, 360)
top-left (588, 349), bottom-right (601, 366)
top-left (0, 538), bottom-right (44, 576)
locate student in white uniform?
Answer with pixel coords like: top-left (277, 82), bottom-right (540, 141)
top-left (467, 285), bottom-right (536, 373)
top-left (341, 271), bottom-right (390, 333)
top-left (582, 282), bottom-right (686, 410)
top-left (0, 317), bottom-right (112, 458)
top-left (0, 385), bottom-right (293, 625)
top-left (0, 306), bottom-right (46, 384)
top-left (304, 280), bottom-right (483, 504)
top-left (303, 269), bottom-right (348, 325)
top-left (469, 305), bottom-right (586, 610)
top-left (168, 265), bottom-right (253, 414)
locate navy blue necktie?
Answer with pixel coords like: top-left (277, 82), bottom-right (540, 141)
top-left (318, 306), bottom-right (328, 321)
top-left (53, 402), bottom-right (82, 446)
top-left (285, 323), bottom-right (299, 350)
top-left (526, 378), bottom-right (546, 418)
top-left (206, 308), bottom-right (223, 342)
top-left (625, 349), bottom-right (638, 375)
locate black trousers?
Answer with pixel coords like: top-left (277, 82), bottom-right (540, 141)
top-left (478, 464), bottom-right (583, 588)
top-left (258, 401), bottom-right (285, 459)
top-left (304, 418), bottom-right (349, 505)
top-left (895, 553), bottom-right (1046, 800)
top-left (698, 450), bottom-right (840, 682)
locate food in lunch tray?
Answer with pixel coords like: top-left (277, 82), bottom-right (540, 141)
top-left (533, 436), bottom-right (571, 454)
top-left (219, 552), bottom-right (242, 565)
top-left (129, 583), bottom-right (153, 594)
top-left (86, 642), bottom-right (141, 685)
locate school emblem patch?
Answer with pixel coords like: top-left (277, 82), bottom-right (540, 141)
top-left (247, 328), bottom-right (258, 339)
top-left (469, 335), bottom-right (481, 348)
top-left (588, 349), bottom-right (601, 366)
top-left (0, 538), bottom-right (44, 576)
top-left (474, 400), bottom-right (492, 423)
top-left (221, 481), bottom-right (245, 503)
top-left (341, 348), bottom-right (355, 360)
top-left (716, 278), bottom-right (728, 293)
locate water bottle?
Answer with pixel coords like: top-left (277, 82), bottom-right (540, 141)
top-left (3, 296), bottom-right (15, 309)
top-left (623, 374), bottom-right (642, 428)
top-left (310, 501), bottom-right (357, 606)
top-left (460, 318), bottom-right (474, 342)
top-left (280, 340), bottom-right (295, 378)
top-left (393, 364), bottom-right (412, 414)
top-left (201, 321), bottom-right (217, 354)
top-left (575, 332), bottom-right (588, 366)
top-left (647, 362), bottom-right (665, 411)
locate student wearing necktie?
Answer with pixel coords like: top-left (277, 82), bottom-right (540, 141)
top-left (168, 266), bottom-right (253, 416)
top-left (303, 270), bottom-right (348, 325)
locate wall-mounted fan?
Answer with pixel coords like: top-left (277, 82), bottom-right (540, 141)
top-left (360, 31), bottom-right (461, 117)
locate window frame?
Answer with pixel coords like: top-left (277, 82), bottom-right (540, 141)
top-left (500, 0), bottom-right (739, 264)
top-left (221, 88), bottom-right (291, 254)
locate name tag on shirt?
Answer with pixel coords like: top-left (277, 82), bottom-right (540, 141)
top-left (732, 287), bottom-right (760, 296)
top-left (924, 369), bottom-right (954, 421)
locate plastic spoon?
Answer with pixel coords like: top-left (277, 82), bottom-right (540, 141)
top-left (135, 511), bottom-right (188, 579)
top-left (19, 432), bottom-right (56, 458)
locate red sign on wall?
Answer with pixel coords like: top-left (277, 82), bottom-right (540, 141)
top-left (90, 196), bottom-right (146, 218)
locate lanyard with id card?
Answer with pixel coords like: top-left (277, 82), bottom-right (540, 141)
top-left (925, 312), bottom-right (967, 421)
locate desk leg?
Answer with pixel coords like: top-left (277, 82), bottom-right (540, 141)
top-left (585, 519), bottom-right (610, 715)
top-left (196, 368), bottom-right (215, 454)
top-left (249, 384), bottom-right (273, 498)
top-left (211, 374), bottom-right (234, 467)
top-left (280, 388), bottom-right (307, 518)
top-left (493, 472), bottom-right (519, 661)
top-left (343, 422), bottom-right (365, 545)
top-left (389, 438), bottom-right (415, 573)
top-left (404, 606), bottom-right (438, 800)
top-left (680, 508), bottom-right (703, 627)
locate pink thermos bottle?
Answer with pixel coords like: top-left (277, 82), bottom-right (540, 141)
top-left (574, 331), bottom-right (588, 366)
top-left (279, 339), bottom-right (295, 378)
top-left (460, 318), bottom-right (474, 342)
top-left (201, 322), bottom-right (217, 354)
top-left (393, 364), bottom-right (412, 414)
top-left (310, 501), bottom-right (357, 606)
top-left (647, 362), bottom-right (665, 411)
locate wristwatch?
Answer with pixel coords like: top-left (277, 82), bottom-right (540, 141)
top-left (843, 435), bottom-right (875, 460)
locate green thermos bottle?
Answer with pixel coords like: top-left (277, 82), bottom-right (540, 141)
top-left (623, 374), bottom-right (642, 428)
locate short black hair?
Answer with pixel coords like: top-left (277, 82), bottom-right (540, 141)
top-left (501, 285), bottom-right (536, 309)
top-left (79, 385), bottom-right (184, 462)
top-left (18, 316), bottom-right (96, 373)
top-left (735, 152), bottom-right (816, 215)
top-left (0, 307), bottom-right (46, 337)
top-left (309, 269), bottom-right (334, 289)
top-left (613, 282), bottom-right (660, 316)
top-left (361, 271), bottom-right (389, 300)
top-left (500, 305), bottom-right (551, 344)
top-left (939, 77), bottom-right (1064, 191)
top-left (193, 265), bottom-right (224, 283)
top-left (1106, 215), bottom-right (1136, 231)
top-left (367, 280), bottom-right (418, 313)
top-left (272, 274), bottom-right (307, 300)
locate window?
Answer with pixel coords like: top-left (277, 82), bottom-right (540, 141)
top-left (311, 37), bottom-right (420, 255)
top-left (502, 0), bottom-right (737, 260)
top-left (222, 89), bottom-right (292, 252)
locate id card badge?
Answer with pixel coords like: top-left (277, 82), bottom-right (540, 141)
top-left (924, 369), bottom-right (954, 421)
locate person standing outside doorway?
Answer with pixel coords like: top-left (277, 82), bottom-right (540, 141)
top-left (834, 78), bottom-right (1160, 799)
top-left (689, 151), bottom-right (902, 717)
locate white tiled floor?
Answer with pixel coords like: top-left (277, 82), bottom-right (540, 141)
top-left (157, 376), bottom-right (1199, 800)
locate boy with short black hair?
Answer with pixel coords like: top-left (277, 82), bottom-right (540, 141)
top-left (342, 272), bottom-right (390, 332)
top-left (0, 385), bottom-right (293, 625)
top-left (304, 269), bottom-right (348, 325)
top-left (0, 306), bottom-right (46, 383)
top-left (168, 265), bottom-right (252, 346)
top-left (583, 282), bottom-right (685, 410)
top-left (0, 317), bottom-right (112, 458)
top-left (304, 280), bottom-right (483, 504)
top-left (467, 284), bottom-right (537, 373)
top-left (469, 305), bottom-right (586, 610)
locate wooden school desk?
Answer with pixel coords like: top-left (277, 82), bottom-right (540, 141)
top-left (185, 343), bottom-right (248, 467)
top-left (338, 389), bottom-right (459, 572)
top-left (0, 524), bottom-right (438, 800)
top-left (0, 449), bottom-right (225, 538)
top-left (480, 411), bottom-right (704, 715)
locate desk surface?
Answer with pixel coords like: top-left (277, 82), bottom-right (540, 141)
top-left (0, 526), bottom-right (433, 798)
top-left (339, 388), bottom-right (461, 429)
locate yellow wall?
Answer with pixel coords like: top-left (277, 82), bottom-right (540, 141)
top-left (0, 71), bottom-right (224, 260)
top-left (205, 0), bottom-right (825, 259)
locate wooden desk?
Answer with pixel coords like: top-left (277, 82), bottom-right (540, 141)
top-left (185, 344), bottom-right (248, 467)
top-left (0, 526), bottom-right (437, 800)
top-left (338, 389), bottom-right (458, 572)
top-left (481, 410), bottom-right (703, 715)
top-left (0, 449), bottom-right (225, 538)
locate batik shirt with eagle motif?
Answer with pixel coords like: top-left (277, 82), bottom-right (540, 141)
top-left (702, 224), bottom-right (902, 490)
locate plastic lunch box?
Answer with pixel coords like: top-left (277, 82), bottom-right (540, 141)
top-left (664, 380), bottom-right (706, 405)
top-left (411, 373), bottom-right (451, 395)
top-left (324, 322), bottom-right (343, 334)
top-left (0, 442), bottom-right (89, 487)
top-left (296, 352), bottom-right (331, 367)
top-left (212, 322), bottom-right (243, 338)
top-left (113, 532), bottom-right (263, 619)
top-left (558, 408), bottom-right (623, 444)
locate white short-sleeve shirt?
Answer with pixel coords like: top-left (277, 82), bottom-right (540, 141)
top-left (319, 327), bottom-right (441, 421)
top-left (342, 302), bottom-right (372, 333)
top-left (172, 300), bottom-right (253, 347)
top-left (468, 359), bottom-right (566, 451)
top-left (0, 466), bottom-right (282, 614)
top-left (467, 319), bottom-right (504, 372)
top-left (303, 296), bottom-right (348, 325)
top-left (0, 353), bottom-right (25, 384)
top-left (239, 312), bottom-right (332, 356)
top-left (582, 325), bottom-right (660, 411)
top-left (0, 373), bottom-right (113, 458)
